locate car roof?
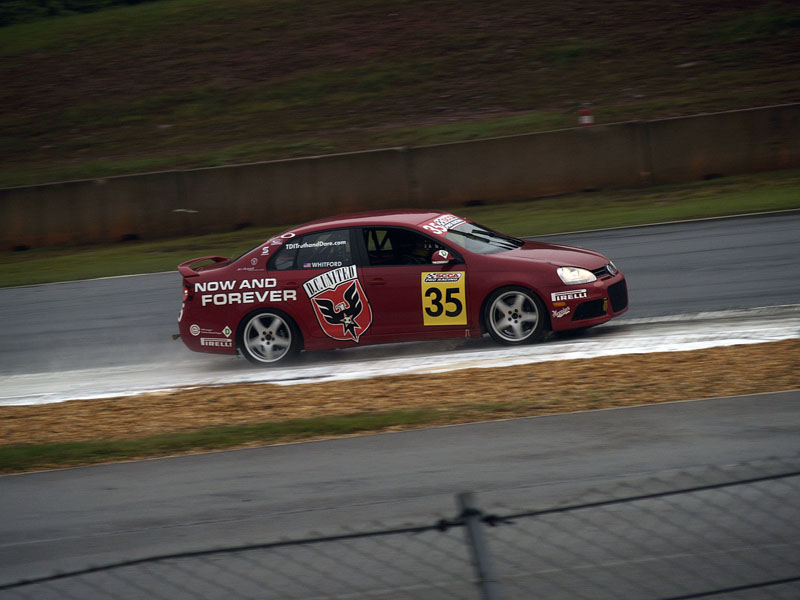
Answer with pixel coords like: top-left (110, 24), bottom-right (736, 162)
top-left (287, 209), bottom-right (450, 235)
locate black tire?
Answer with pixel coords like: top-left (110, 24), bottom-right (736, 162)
top-left (237, 309), bottom-right (301, 366)
top-left (483, 286), bottom-right (548, 345)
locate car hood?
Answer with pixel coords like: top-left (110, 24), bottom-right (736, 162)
top-left (501, 241), bottom-right (609, 268)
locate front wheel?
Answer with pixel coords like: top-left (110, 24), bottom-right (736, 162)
top-left (484, 286), bottom-right (548, 345)
top-left (238, 309), bottom-right (300, 365)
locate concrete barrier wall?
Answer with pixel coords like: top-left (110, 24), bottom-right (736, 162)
top-left (410, 121), bottom-right (650, 206)
top-left (646, 104), bottom-right (800, 184)
top-left (2, 103), bottom-right (798, 249)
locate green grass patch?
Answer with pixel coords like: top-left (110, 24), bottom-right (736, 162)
top-left (2, 169), bottom-right (799, 288)
top-left (458, 169), bottom-right (800, 238)
top-left (0, 0), bottom-right (226, 55)
top-left (0, 224), bottom-right (287, 287)
top-left (0, 409), bottom-right (440, 473)
top-left (374, 113), bottom-right (575, 147)
top-left (702, 3), bottom-right (800, 44)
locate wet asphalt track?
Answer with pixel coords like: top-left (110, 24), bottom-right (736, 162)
top-left (0, 212), bottom-right (799, 597)
top-left (1, 211), bottom-right (799, 376)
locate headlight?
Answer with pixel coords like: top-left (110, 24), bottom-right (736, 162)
top-left (557, 266), bottom-right (596, 284)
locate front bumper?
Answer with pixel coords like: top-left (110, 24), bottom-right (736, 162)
top-left (547, 275), bottom-right (628, 331)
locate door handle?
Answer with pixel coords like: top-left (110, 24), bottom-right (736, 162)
top-left (368, 278), bottom-right (387, 286)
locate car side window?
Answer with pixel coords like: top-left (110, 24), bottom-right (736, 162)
top-left (363, 228), bottom-right (452, 266)
top-left (270, 229), bottom-right (353, 271)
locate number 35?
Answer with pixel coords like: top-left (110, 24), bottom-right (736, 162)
top-left (421, 273), bottom-right (467, 326)
top-left (424, 287), bottom-right (462, 317)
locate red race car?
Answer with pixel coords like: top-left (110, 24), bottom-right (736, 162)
top-left (177, 210), bottom-right (628, 365)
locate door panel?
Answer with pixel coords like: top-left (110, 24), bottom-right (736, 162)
top-left (359, 227), bottom-right (470, 340)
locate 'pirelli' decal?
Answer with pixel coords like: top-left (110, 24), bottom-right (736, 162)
top-left (200, 337), bottom-right (233, 348)
top-left (551, 289), bottom-right (587, 302)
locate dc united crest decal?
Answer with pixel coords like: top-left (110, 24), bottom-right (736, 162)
top-left (303, 265), bottom-right (373, 342)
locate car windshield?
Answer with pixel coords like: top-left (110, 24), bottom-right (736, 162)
top-left (444, 222), bottom-right (524, 254)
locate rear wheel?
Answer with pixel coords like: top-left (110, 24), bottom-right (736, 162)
top-left (484, 286), bottom-right (548, 345)
top-left (238, 309), bottom-right (300, 365)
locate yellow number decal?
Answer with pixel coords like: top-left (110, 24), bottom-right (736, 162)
top-left (421, 272), bottom-right (467, 326)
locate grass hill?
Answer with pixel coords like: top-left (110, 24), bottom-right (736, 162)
top-left (1, 0), bottom-right (799, 188)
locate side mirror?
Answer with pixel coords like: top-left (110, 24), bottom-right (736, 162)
top-left (431, 249), bottom-right (454, 265)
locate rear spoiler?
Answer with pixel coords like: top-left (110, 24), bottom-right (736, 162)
top-left (178, 256), bottom-right (229, 278)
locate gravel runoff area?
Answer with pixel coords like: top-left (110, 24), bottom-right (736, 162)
top-left (1, 339), bottom-right (798, 449)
